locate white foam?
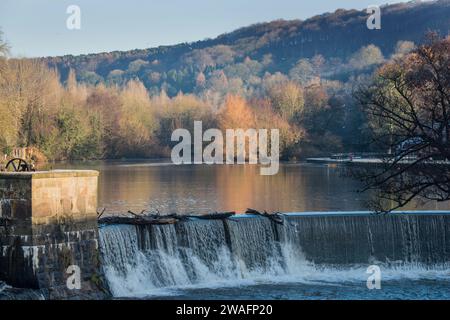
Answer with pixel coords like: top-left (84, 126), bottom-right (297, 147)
top-left (99, 220), bottom-right (450, 298)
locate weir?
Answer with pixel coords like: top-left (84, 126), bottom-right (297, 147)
top-left (99, 212), bottom-right (450, 297)
top-left (0, 171), bottom-right (108, 299)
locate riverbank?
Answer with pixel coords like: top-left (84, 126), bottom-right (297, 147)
top-left (307, 157), bottom-right (450, 166)
top-left (306, 157), bottom-right (383, 165)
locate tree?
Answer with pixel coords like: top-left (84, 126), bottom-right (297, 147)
top-left (43, 109), bottom-right (86, 159)
top-left (0, 31), bottom-right (12, 152)
top-left (267, 81), bottom-right (304, 121)
top-left (348, 44), bottom-right (384, 70)
top-left (218, 95), bottom-right (255, 129)
top-left (195, 72), bottom-right (206, 88)
top-left (128, 59), bottom-right (149, 73)
top-left (218, 95), bottom-right (257, 161)
top-left (289, 59), bottom-right (315, 85)
top-left (223, 57), bottom-right (263, 83)
top-left (253, 98), bottom-right (304, 159)
top-left (184, 49), bottom-right (215, 72)
top-left (86, 84), bottom-right (122, 157)
top-left (0, 30), bottom-right (8, 58)
top-left (155, 92), bottom-right (215, 155)
top-left (116, 80), bottom-right (159, 157)
top-left (392, 40), bottom-right (415, 59)
top-left (1, 59), bottom-right (62, 148)
top-left (354, 35), bottom-right (450, 211)
top-left (300, 85), bottom-right (345, 156)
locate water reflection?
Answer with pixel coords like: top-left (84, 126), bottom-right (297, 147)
top-left (51, 160), bottom-right (449, 214)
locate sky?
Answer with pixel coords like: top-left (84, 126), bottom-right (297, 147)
top-left (0, 0), bottom-right (411, 58)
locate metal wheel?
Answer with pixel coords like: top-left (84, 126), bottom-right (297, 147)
top-left (5, 158), bottom-right (31, 172)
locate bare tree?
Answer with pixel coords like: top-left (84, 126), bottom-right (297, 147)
top-left (0, 30), bottom-right (8, 56)
top-left (0, 30), bottom-right (9, 75)
top-left (354, 34), bottom-right (450, 212)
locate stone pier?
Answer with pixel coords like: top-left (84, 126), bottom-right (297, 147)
top-left (0, 170), bottom-right (109, 299)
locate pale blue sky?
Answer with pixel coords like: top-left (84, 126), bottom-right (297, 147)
top-left (0, 0), bottom-right (409, 57)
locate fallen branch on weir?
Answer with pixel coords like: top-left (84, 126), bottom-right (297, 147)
top-left (98, 215), bottom-right (178, 226)
top-left (245, 208), bottom-right (284, 225)
top-left (96, 208), bottom-right (106, 219)
top-left (98, 209), bottom-right (286, 226)
top-left (98, 210), bottom-right (237, 226)
top-left (186, 212), bottom-right (236, 220)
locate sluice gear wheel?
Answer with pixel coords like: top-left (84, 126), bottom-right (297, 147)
top-left (5, 158), bottom-right (32, 172)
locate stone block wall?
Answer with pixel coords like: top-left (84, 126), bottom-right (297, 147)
top-left (0, 170), bottom-right (109, 299)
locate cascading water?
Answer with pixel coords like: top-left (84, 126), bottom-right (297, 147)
top-left (99, 213), bottom-right (450, 298)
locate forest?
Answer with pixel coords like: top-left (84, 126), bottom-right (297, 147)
top-left (0, 0), bottom-right (449, 162)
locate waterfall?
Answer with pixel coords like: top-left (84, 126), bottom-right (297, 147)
top-left (99, 213), bottom-right (450, 298)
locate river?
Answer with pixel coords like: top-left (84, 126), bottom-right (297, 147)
top-left (51, 160), bottom-right (450, 215)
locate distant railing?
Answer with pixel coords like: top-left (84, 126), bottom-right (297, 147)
top-left (330, 152), bottom-right (390, 160)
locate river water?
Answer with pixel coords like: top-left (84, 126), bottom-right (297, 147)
top-left (53, 160), bottom-right (450, 300)
top-left (52, 160), bottom-right (450, 215)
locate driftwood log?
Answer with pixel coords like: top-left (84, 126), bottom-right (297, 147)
top-left (186, 212), bottom-right (236, 220)
top-left (245, 208), bottom-right (284, 225)
top-left (98, 209), bottom-right (285, 226)
top-left (98, 210), bottom-right (237, 226)
top-left (98, 216), bottom-right (178, 226)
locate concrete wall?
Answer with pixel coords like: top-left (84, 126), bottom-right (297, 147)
top-left (282, 213), bottom-right (450, 265)
top-left (30, 171), bottom-right (98, 224)
top-left (0, 170), bottom-right (109, 299)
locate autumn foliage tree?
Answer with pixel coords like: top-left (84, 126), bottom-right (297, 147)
top-left (116, 80), bottom-right (159, 157)
top-left (252, 98), bottom-right (304, 158)
top-left (218, 95), bottom-right (256, 129)
top-left (267, 81), bottom-right (304, 121)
